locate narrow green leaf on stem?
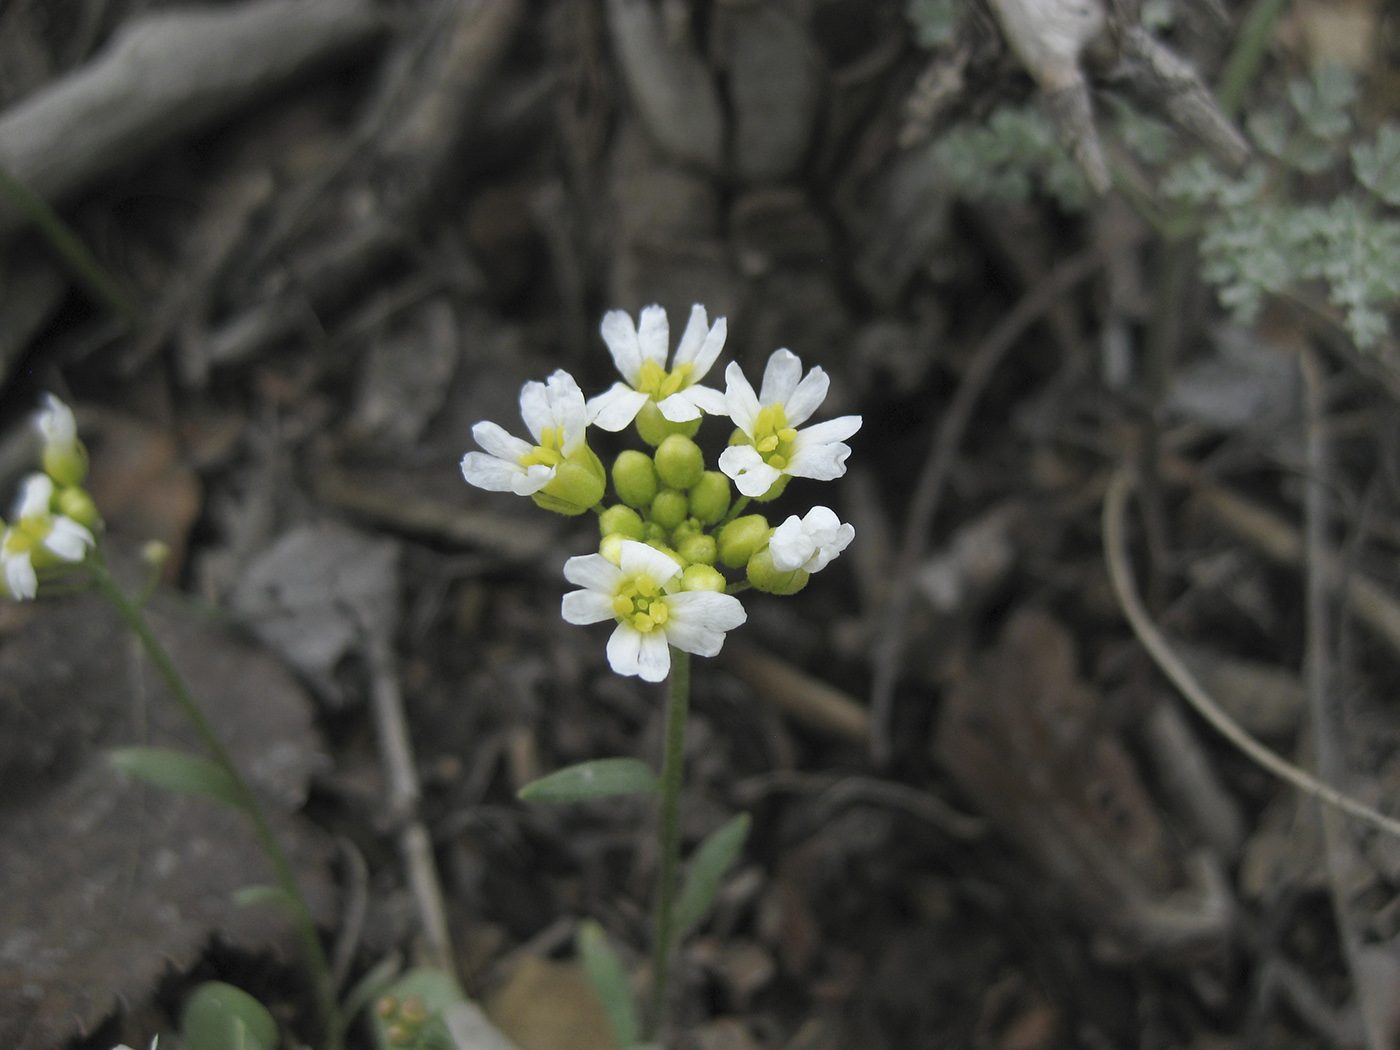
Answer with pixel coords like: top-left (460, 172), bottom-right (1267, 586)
top-left (109, 746), bottom-right (246, 812)
top-left (519, 757), bottom-right (659, 802)
top-left (232, 884), bottom-right (299, 911)
top-left (0, 164), bottom-right (138, 329)
top-left (671, 813), bottom-right (751, 938)
top-left (577, 920), bottom-right (640, 1050)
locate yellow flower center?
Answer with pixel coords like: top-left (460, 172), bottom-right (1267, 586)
top-left (518, 426), bottom-right (565, 469)
top-left (636, 359), bottom-right (695, 401)
top-left (750, 404), bottom-right (799, 470)
top-left (611, 573), bottom-right (671, 633)
top-left (5, 515), bottom-right (49, 556)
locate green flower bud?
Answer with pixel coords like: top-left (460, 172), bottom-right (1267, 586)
top-left (600, 533), bottom-right (625, 564)
top-left (654, 434), bottom-right (705, 489)
top-left (680, 564), bottom-right (727, 592)
top-left (598, 504), bottom-right (645, 540)
top-left (56, 486), bottom-right (100, 530)
top-left (688, 471), bottom-right (731, 525)
top-left (636, 400), bottom-right (701, 446)
top-left (717, 514), bottom-right (771, 569)
top-left (532, 445), bottom-right (606, 516)
top-left (43, 443), bottom-right (89, 489)
top-left (676, 532), bottom-right (717, 566)
top-left (670, 517), bottom-right (701, 542)
top-left (612, 449), bottom-right (659, 508)
top-left (746, 546), bottom-right (808, 594)
top-left (650, 488), bottom-right (689, 530)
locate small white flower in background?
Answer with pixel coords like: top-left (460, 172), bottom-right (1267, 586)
top-left (769, 506), bottom-right (855, 574)
top-left (587, 304), bottom-right (730, 431)
top-left (717, 349), bottom-right (862, 498)
top-left (1, 473), bottom-right (95, 599)
top-left (461, 369), bottom-right (604, 514)
top-left (113, 1039), bottom-right (158, 1050)
top-left (36, 393), bottom-right (89, 487)
top-left (36, 393), bottom-right (77, 450)
top-left (561, 540), bottom-right (747, 682)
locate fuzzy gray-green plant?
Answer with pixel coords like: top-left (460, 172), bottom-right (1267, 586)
top-left (1162, 65), bottom-right (1400, 350)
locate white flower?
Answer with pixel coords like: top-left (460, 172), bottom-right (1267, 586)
top-left (462, 370), bottom-right (605, 514)
top-left (36, 393), bottom-right (77, 450)
top-left (2, 473), bottom-right (95, 599)
top-left (717, 349), bottom-right (862, 498)
top-left (587, 304), bottom-right (730, 431)
top-left (561, 540), bottom-right (746, 682)
top-left (769, 506), bottom-right (855, 573)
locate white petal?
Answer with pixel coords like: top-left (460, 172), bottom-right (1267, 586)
top-left (518, 379), bottom-right (552, 443)
top-left (656, 392), bottom-right (702, 422)
top-left (37, 394), bottom-right (76, 446)
top-left (563, 552), bottom-right (624, 592)
top-left (783, 367), bottom-right (830, 426)
top-left (634, 629), bottom-right (672, 681)
top-left (769, 515), bottom-right (815, 572)
top-left (671, 304), bottom-right (709, 366)
top-left (663, 591), bottom-right (747, 656)
top-left (759, 349), bottom-right (802, 405)
top-left (795, 414), bottom-right (862, 445)
top-left (587, 384), bottom-right (651, 431)
top-left (637, 305), bottom-right (670, 367)
top-left (472, 421), bottom-right (532, 461)
top-left (606, 622), bottom-right (646, 678)
top-left (718, 446), bottom-right (781, 498)
top-left (601, 310), bottom-right (644, 383)
top-left (14, 473), bottom-right (52, 519)
top-left (562, 589), bottom-right (617, 625)
top-left (783, 439), bottom-right (852, 483)
top-left (681, 384), bottom-right (730, 418)
top-left (461, 452), bottom-right (526, 492)
top-left (689, 316), bottom-right (728, 380)
top-left (5, 551), bottom-right (35, 600)
top-left (43, 517), bottom-right (93, 562)
top-left (616, 540), bottom-right (682, 584)
top-left (723, 362), bottom-right (761, 436)
top-left (545, 370), bottom-right (589, 453)
top-left (510, 463), bottom-right (556, 496)
top-left (808, 522), bottom-right (855, 572)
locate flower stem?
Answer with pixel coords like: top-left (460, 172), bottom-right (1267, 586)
top-left (646, 647), bottom-right (691, 1040)
top-left (87, 556), bottom-right (343, 1050)
top-left (716, 495), bottom-right (751, 529)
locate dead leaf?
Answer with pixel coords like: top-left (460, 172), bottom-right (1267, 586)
top-left (483, 955), bottom-right (615, 1050)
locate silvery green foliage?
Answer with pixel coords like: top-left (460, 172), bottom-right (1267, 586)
top-left (905, 0), bottom-right (962, 47)
top-left (1164, 65), bottom-right (1400, 349)
top-left (931, 105), bottom-right (1094, 211)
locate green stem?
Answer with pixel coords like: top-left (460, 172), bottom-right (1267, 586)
top-left (0, 164), bottom-right (138, 329)
top-left (1216, 0), bottom-right (1291, 118)
top-left (87, 557), bottom-right (342, 1050)
top-left (646, 647), bottom-right (690, 1040)
top-left (716, 495), bottom-right (751, 529)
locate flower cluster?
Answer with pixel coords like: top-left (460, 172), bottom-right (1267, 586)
top-left (1, 395), bottom-right (98, 599)
top-left (462, 305), bottom-right (859, 681)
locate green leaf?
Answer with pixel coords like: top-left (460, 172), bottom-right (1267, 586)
top-left (576, 920), bottom-right (640, 1050)
top-left (1354, 124), bottom-right (1400, 206)
top-left (109, 747), bottom-right (245, 811)
top-left (671, 813), bottom-right (751, 937)
top-left (232, 884), bottom-right (298, 911)
top-left (181, 981), bottom-right (278, 1050)
top-left (518, 758), bottom-right (658, 802)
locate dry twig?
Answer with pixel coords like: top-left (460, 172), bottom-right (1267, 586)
top-left (1102, 465), bottom-right (1400, 841)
